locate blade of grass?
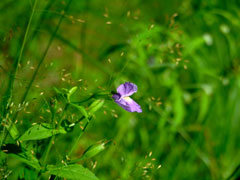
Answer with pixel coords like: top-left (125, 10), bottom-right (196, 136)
top-left (20, 0), bottom-right (56, 64)
top-left (21, 0), bottom-right (73, 104)
top-left (67, 118), bottom-right (90, 157)
top-left (0, 0), bottom-right (38, 148)
top-left (1, 0), bottom-right (72, 149)
top-left (37, 0), bottom-right (73, 168)
top-left (3, 0), bottom-right (55, 124)
top-left (1, 0), bottom-right (38, 118)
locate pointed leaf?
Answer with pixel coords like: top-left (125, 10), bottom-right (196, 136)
top-left (19, 123), bottom-right (67, 141)
top-left (68, 86), bottom-right (78, 101)
top-left (47, 164), bottom-right (99, 180)
top-left (69, 103), bottom-right (88, 118)
top-left (5, 120), bottom-right (20, 140)
top-left (18, 167), bottom-right (38, 180)
top-left (2, 144), bottom-right (41, 170)
top-left (80, 140), bottom-right (111, 160)
top-left (88, 100), bottom-right (104, 116)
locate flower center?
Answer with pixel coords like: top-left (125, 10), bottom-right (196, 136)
top-left (123, 96), bottom-right (132, 102)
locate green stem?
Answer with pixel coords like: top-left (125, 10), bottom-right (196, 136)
top-left (1, 0), bottom-right (38, 117)
top-left (226, 164), bottom-right (240, 180)
top-left (42, 135), bottom-right (55, 166)
top-left (7, 0), bottom-right (72, 150)
top-left (0, 0), bottom-right (38, 146)
top-left (0, 126), bottom-right (6, 148)
top-left (21, 0), bottom-right (73, 104)
top-left (42, 103), bottom-right (69, 165)
top-left (67, 118), bottom-right (91, 157)
top-left (107, 57), bottom-right (130, 88)
top-left (73, 90), bottom-right (112, 104)
top-left (17, 0), bottom-right (38, 71)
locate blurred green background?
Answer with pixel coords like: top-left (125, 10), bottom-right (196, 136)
top-left (1, 0), bottom-right (240, 179)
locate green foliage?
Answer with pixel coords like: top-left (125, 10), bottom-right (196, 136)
top-left (1, 144), bottom-right (41, 170)
top-left (19, 123), bottom-right (67, 141)
top-left (18, 167), bottom-right (38, 180)
top-left (0, 0), bottom-right (240, 179)
top-left (4, 120), bottom-right (20, 140)
top-left (47, 164), bottom-right (99, 180)
top-left (69, 103), bottom-right (88, 119)
top-left (88, 100), bottom-right (105, 117)
top-left (79, 140), bottom-right (111, 161)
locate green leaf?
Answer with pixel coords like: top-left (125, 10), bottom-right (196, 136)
top-left (9, 153), bottom-right (41, 171)
top-left (5, 120), bottom-right (20, 140)
top-left (18, 167), bottom-right (38, 180)
top-left (80, 140), bottom-right (111, 160)
top-left (61, 119), bottom-right (75, 132)
top-left (69, 103), bottom-right (88, 118)
top-left (47, 164), bottom-right (99, 180)
top-left (2, 144), bottom-right (41, 170)
top-left (54, 87), bottom-right (68, 102)
top-left (53, 87), bottom-right (62, 95)
top-left (68, 86), bottom-right (78, 101)
top-left (172, 85), bottom-right (185, 126)
top-left (88, 99), bottom-right (104, 116)
top-left (54, 87), bottom-right (69, 96)
top-left (19, 123), bottom-right (67, 141)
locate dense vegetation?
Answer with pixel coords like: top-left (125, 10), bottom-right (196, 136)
top-left (1, 0), bottom-right (240, 179)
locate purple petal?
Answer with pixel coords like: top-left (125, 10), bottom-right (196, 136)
top-left (115, 97), bottom-right (142, 113)
top-left (112, 93), bottom-right (121, 101)
top-left (117, 82), bottom-right (137, 97)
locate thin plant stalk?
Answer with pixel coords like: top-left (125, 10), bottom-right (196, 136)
top-left (21, 0), bottom-right (73, 104)
top-left (1, 0), bottom-right (38, 117)
top-left (67, 118), bottom-right (90, 157)
top-left (42, 103), bottom-right (69, 165)
top-left (0, 0), bottom-right (38, 147)
top-left (6, 0), bottom-right (73, 145)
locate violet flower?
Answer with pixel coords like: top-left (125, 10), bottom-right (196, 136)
top-left (112, 82), bottom-right (142, 113)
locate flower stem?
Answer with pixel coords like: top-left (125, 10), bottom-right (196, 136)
top-left (67, 118), bottom-right (91, 158)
